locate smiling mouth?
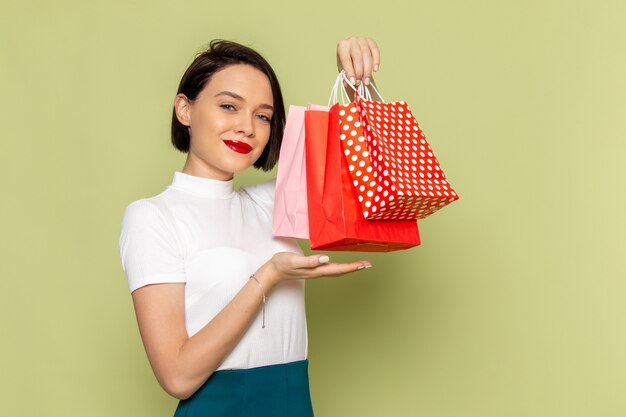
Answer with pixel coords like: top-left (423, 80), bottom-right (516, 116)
top-left (223, 140), bottom-right (253, 154)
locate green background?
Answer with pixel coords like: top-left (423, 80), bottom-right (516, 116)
top-left (1, 0), bottom-right (625, 416)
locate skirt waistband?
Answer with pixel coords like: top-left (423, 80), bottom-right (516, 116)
top-left (174, 360), bottom-right (313, 417)
top-left (210, 359), bottom-right (308, 383)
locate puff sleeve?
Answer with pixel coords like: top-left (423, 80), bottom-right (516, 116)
top-left (119, 200), bottom-right (186, 293)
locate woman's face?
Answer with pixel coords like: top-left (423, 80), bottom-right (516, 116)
top-left (176, 64), bottom-right (274, 180)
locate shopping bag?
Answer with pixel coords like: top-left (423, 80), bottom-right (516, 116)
top-left (305, 105), bottom-right (420, 252)
top-left (338, 78), bottom-right (459, 220)
top-left (273, 104), bottom-right (329, 239)
top-left (272, 106), bottom-right (307, 239)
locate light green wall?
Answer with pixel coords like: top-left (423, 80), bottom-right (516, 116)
top-left (2, 0), bottom-right (625, 416)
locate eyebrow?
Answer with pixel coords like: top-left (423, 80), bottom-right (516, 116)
top-left (214, 90), bottom-right (274, 111)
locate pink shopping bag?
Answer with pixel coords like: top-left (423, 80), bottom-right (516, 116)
top-left (273, 104), bottom-right (327, 239)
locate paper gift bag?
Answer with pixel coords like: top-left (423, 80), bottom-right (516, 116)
top-left (305, 105), bottom-right (420, 252)
top-left (273, 105), bottom-right (308, 238)
top-left (273, 104), bottom-right (327, 239)
top-left (339, 82), bottom-right (459, 220)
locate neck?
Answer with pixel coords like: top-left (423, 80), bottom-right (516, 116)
top-left (182, 153), bottom-right (234, 181)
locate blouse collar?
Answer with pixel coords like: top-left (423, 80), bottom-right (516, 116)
top-left (169, 171), bottom-right (235, 199)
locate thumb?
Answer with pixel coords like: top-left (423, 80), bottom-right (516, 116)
top-left (305, 254), bottom-right (330, 268)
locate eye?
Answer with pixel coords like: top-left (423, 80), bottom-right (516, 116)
top-left (257, 113), bottom-right (272, 123)
top-left (220, 104), bottom-right (236, 111)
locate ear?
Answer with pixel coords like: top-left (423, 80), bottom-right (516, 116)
top-left (174, 94), bottom-right (192, 126)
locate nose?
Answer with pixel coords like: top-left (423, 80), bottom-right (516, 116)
top-left (234, 112), bottom-right (255, 137)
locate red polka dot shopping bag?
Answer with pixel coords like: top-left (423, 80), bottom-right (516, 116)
top-left (303, 75), bottom-right (420, 252)
top-left (338, 73), bottom-right (459, 220)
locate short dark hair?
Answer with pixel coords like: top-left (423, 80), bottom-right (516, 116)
top-left (171, 40), bottom-right (285, 171)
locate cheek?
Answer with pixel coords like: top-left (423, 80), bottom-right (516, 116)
top-left (191, 108), bottom-right (228, 135)
top-left (210, 116), bottom-right (230, 133)
top-left (258, 124), bottom-right (272, 143)
top-left (254, 130), bottom-right (271, 155)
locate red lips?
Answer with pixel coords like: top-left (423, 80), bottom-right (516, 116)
top-left (223, 140), bottom-right (253, 154)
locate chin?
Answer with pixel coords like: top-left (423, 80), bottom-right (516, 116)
top-left (230, 154), bottom-right (261, 171)
top-left (226, 160), bottom-right (255, 174)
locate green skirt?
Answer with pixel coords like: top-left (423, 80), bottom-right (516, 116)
top-left (173, 360), bottom-right (314, 417)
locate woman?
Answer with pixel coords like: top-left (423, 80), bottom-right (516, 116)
top-left (119, 36), bottom-right (380, 417)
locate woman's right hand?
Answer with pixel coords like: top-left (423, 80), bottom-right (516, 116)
top-left (256, 252), bottom-right (372, 289)
top-left (336, 36), bottom-right (380, 86)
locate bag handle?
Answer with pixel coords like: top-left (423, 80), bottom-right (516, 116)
top-left (328, 70), bottom-right (351, 106)
top-left (356, 75), bottom-right (385, 103)
top-left (329, 70), bottom-right (386, 105)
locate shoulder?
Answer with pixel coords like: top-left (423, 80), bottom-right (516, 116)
top-left (122, 196), bottom-right (164, 222)
top-left (119, 194), bottom-right (186, 293)
top-left (239, 178), bottom-right (276, 206)
top-left (120, 192), bottom-right (177, 235)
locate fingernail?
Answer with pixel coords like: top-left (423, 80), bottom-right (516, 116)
top-left (374, 64), bottom-right (379, 72)
top-left (357, 265), bottom-right (366, 270)
top-left (349, 76), bottom-right (356, 85)
top-left (319, 256), bottom-right (330, 264)
top-left (364, 77), bottom-right (371, 85)
top-left (356, 79), bottom-right (362, 86)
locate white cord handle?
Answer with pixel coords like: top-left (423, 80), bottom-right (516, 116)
top-left (328, 70), bottom-right (386, 105)
top-left (357, 78), bottom-right (385, 103)
top-left (328, 70), bottom-right (352, 106)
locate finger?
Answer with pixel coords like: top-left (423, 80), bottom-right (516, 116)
top-left (366, 38), bottom-right (380, 72)
top-left (357, 38), bottom-right (374, 85)
top-left (337, 40), bottom-right (356, 86)
top-left (293, 254), bottom-right (332, 270)
top-left (349, 43), bottom-right (365, 85)
top-left (323, 263), bottom-right (372, 278)
top-left (304, 261), bottom-right (373, 279)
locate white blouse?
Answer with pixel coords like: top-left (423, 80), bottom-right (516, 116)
top-left (119, 172), bottom-right (307, 370)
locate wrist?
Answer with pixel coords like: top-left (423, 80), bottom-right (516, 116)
top-left (254, 261), bottom-right (280, 291)
top-left (249, 274), bottom-right (267, 329)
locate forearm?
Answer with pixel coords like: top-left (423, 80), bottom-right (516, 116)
top-left (165, 264), bottom-right (278, 399)
top-left (139, 252), bottom-right (365, 400)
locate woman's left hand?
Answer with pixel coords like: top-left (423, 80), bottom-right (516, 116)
top-left (336, 36), bottom-right (380, 86)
